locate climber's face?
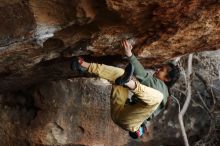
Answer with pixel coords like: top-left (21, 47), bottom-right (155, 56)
top-left (154, 65), bottom-right (171, 82)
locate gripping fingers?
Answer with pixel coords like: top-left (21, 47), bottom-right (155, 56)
top-left (125, 40), bottom-right (132, 50)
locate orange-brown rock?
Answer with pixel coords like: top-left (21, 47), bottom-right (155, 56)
top-left (0, 1), bottom-right (219, 145)
top-left (0, 0), bottom-right (219, 93)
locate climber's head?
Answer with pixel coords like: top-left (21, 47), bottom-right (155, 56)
top-left (154, 63), bottom-right (180, 88)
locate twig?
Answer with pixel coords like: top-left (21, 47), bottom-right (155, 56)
top-left (173, 56), bottom-right (182, 65)
top-left (171, 95), bottom-right (181, 113)
top-left (210, 79), bottom-right (216, 112)
top-left (195, 72), bottom-right (216, 112)
top-left (196, 91), bottom-right (213, 118)
top-left (180, 62), bottom-right (187, 86)
top-left (173, 87), bottom-right (186, 96)
top-left (196, 91), bottom-right (210, 112)
top-left (191, 98), bottom-right (201, 108)
top-left (218, 64), bottom-right (220, 81)
top-left (178, 54), bottom-right (193, 146)
top-left (209, 85), bottom-right (220, 92)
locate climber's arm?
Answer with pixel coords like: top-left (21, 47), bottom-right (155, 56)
top-left (122, 40), bottom-right (147, 78)
top-left (128, 54), bottom-right (147, 78)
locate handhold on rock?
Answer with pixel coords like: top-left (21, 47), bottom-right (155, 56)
top-left (62, 39), bottom-right (91, 57)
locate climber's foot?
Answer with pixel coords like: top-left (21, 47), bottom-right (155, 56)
top-left (129, 126), bottom-right (145, 139)
top-left (70, 57), bottom-right (87, 74)
top-left (115, 63), bottom-right (134, 85)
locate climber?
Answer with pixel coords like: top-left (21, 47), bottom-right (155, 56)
top-left (70, 39), bottom-right (180, 139)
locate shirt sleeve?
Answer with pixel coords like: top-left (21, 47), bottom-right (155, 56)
top-left (128, 54), bottom-right (147, 80)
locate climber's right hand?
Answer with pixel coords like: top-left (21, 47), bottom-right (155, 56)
top-left (121, 40), bottom-right (133, 57)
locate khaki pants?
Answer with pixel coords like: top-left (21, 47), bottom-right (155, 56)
top-left (88, 63), bottom-right (163, 132)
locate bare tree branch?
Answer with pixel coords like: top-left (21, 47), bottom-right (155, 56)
top-left (178, 54), bottom-right (193, 146)
top-left (171, 95), bottom-right (181, 113)
top-left (173, 87), bottom-right (186, 96)
top-left (179, 61), bottom-right (187, 86)
top-left (218, 64), bottom-right (220, 81)
top-left (195, 72), bottom-right (216, 112)
top-left (196, 91), bottom-right (214, 119)
top-left (196, 91), bottom-right (210, 113)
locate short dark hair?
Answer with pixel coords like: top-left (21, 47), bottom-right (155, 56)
top-left (165, 63), bottom-right (180, 88)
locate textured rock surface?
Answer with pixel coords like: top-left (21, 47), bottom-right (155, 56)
top-left (0, 51), bottom-right (219, 146)
top-left (29, 78), bottom-right (128, 146)
top-left (0, 0), bottom-right (219, 146)
top-left (0, 0), bottom-right (219, 92)
top-left (0, 78), bottom-right (133, 146)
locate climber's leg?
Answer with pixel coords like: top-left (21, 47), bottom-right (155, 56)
top-left (111, 80), bottom-right (163, 132)
top-left (79, 60), bottom-right (131, 128)
top-left (86, 62), bottom-right (125, 83)
top-left (80, 60), bottom-right (130, 119)
top-left (110, 85), bottom-right (129, 123)
top-left (123, 79), bottom-right (163, 105)
top-left (79, 59), bottom-right (159, 133)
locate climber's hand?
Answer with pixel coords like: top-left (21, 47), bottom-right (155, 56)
top-left (122, 40), bottom-right (133, 57)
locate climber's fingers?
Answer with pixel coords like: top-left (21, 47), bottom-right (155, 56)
top-left (121, 40), bottom-right (125, 48)
top-left (121, 40), bottom-right (133, 51)
top-left (124, 40), bottom-right (133, 50)
top-left (123, 40), bottom-right (127, 48)
top-left (121, 40), bottom-right (126, 49)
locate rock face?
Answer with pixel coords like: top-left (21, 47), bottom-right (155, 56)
top-left (0, 0), bottom-right (219, 92)
top-left (30, 79), bottom-right (128, 146)
top-left (0, 0), bottom-right (219, 146)
top-left (0, 78), bottom-right (130, 146)
top-left (0, 51), bottom-right (219, 146)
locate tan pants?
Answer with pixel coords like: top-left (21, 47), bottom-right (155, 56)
top-left (88, 63), bottom-right (163, 132)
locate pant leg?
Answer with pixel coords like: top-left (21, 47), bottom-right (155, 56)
top-left (88, 63), bottom-right (124, 83)
top-left (131, 81), bottom-right (163, 105)
top-left (110, 85), bottom-right (129, 123)
top-left (88, 63), bottom-right (163, 132)
top-left (115, 81), bottom-right (164, 132)
top-left (87, 63), bottom-right (129, 123)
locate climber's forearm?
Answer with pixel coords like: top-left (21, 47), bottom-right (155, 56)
top-left (128, 54), bottom-right (147, 78)
top-left (122, 40), bottom-right (147, 78)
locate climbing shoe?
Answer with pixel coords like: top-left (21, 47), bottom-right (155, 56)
top-left (70, 57), bottom-right (87, 74)
top-left (115, 63), bottom-right (134, 85)
top-left (129, 126), bottom-right (145, 139)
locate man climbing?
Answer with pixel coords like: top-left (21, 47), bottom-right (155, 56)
top-left (70, 40), bottom-right (180, 139)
